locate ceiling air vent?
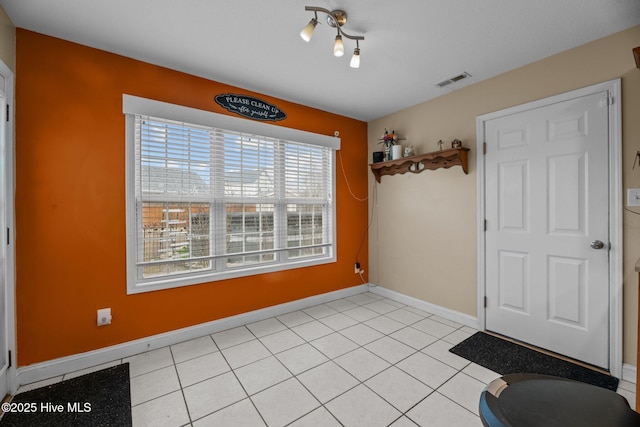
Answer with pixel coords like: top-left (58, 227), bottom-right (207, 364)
top-left (435, 72), bottom-right (471, 88)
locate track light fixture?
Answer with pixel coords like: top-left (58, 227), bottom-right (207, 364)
top-left (300, 6), bottom-right (364, 68)
top-left (350, 41), bottom-right (361, 69)
top-left (334, 33), bottom-right (344, 57)
top-left (300, 14), bottom-right (318, 42)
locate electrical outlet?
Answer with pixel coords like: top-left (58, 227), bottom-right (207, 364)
top-left (628, 189), bottom-right (640, 207)
top-left (97, 308), bottom-right (112, 326)
top-left (354, 262), bottom-right (360, 274)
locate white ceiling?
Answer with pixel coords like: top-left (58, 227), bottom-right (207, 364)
top-left (2, 0), bottom-right (639, 121)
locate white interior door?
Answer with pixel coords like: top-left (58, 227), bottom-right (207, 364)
top-left (484, 90), bottom-right (611, 369)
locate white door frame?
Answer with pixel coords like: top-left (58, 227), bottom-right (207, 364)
top-left (0, 58), bottom-right (17, 395)
top-left (476, 79), bottom-right (623, 377)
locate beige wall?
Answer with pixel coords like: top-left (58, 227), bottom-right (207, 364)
top-left (369, 25), bottom-right (640, 365)
top-left (0, 5), bottom-right (15, 72)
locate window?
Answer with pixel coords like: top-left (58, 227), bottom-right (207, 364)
top-left (124, 95), bottom-right (338, 293)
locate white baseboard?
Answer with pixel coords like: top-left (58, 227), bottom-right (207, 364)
top-left (623, 363), bottom-right (637, 384)
top-left (17, 284), bottom-right (368, 386)
top-left (368, 284), bottom-right (479, 329)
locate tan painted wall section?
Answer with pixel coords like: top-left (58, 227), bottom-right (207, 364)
top-left (368, 25), bottom-right (640, 365)
top-left (0, 5), bottom-right (15, 72)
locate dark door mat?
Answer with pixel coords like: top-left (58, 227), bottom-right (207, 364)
top-left (0, 363), bottom-right (131, 426)
top-left (450, 332), bottom-right (619, 391)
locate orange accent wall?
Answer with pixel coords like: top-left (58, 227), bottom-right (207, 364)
top-left (14, 29), bottom-right (369, 366)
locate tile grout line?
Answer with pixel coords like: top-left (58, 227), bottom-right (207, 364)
top-left (167, 340), bottom-right (194, 427)
top-left (214, 327), bottom-right (272, 427)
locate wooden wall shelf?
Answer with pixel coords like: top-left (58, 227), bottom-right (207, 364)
top-left (370, 147), bottom-right (470, 182)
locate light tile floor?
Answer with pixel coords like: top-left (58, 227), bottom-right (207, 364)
top-left (17, 291), bottom-right (637, 427)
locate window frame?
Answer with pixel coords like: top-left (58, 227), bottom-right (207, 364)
top-left (124, 95), bottom-right (339, 294)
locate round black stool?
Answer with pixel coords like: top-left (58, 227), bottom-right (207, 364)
top-left (479, 373), bottom-right (640, 427)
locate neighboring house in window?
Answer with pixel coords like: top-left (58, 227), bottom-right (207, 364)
top-left (224, 168), bottom-right (274, 198)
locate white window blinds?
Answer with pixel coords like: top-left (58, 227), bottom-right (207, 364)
top-left (124, 96), bottom-right (337, 293)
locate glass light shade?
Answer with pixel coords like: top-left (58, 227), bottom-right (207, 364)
top-left (333, 34), bottom-right (344, 57)
top-left (300, 18), bottom-right (317, 42)
top-left (350, 48), bottom-right (360, 68)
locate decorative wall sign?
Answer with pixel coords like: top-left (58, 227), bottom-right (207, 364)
top-left (215, 93), bottom-right (287, 122)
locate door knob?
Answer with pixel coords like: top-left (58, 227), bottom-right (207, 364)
top-left (590, 240), bottom-right (605, 249)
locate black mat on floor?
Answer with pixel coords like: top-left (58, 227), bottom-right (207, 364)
top-left (0, 363), bottom-right (131, 427)
top-left (450, 332), bottom-right (619, 391)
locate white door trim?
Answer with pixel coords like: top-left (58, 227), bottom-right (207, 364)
top-left (0, 58), bottom-right (16, 395)
top-left (476, 79), bottom-right (623, 377)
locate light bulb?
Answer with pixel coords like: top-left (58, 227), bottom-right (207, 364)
top-left (334, 34), bottom-right (344, 57)
top-left (300, 18), bottom-right (318, 42)
top-left (350, 48), bottom-right (360, 68)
